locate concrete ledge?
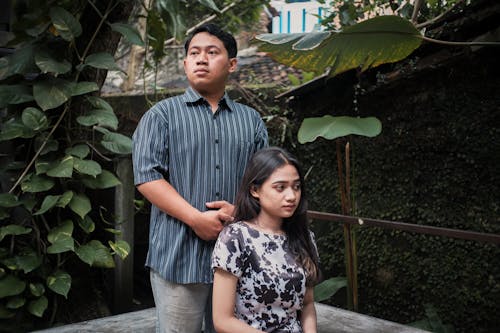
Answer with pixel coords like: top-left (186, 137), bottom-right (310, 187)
top-left (33, 303), bottom-right (429, 333)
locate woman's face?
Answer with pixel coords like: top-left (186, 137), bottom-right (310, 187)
top-left (251, 164), bottom-right (301, 222)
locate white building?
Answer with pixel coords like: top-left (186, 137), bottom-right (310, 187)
top-left (269, 0), bottom-right (328, 33)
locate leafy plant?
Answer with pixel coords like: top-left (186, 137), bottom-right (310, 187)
top-left (314, 276), bottom-right (347, 302)
top-left (0, 1), bottom-right (142, 329)
top-left (409, 303), bottom-right (455, 333)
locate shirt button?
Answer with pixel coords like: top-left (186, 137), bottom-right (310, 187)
top-left (216, 192), bottom-right (220, 197)
top-left (215, 165), bottom-right (220, 169)
top-left (215, 139), bottom-right (219, 143)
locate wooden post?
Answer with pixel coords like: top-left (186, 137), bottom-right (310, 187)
top-left (113, 157), bottom-right (135, 313)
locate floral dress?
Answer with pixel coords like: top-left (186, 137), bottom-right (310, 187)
top-left (212, 221), bottom-right (314, 333)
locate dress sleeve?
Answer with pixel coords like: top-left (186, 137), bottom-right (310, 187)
top-left (212, 224), bottom-right (246, 278)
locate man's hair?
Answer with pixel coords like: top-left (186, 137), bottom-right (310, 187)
top-left (184, 23), bottom-right (237, 58)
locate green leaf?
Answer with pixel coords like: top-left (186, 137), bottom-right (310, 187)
top-left (101, 131), bottom-right (132, 154)
top-left (1, 257), bottom-right (17, 270)
top-left (57, 191), bottom-right (74, 208)
top-left (29, 283), bottom-right (45, 297)
top-left (0, 304), bottom-right (15, 318)
top-left (0, 275), bottom-right (26, 298)
top-left (155, 0), bottom-right (186, 41)
top-left (314, 277), bottom-right (347, 302)
top-left (35, 159), bottom-right (50, 175)
top-left (81, 169), bottom-right (121, 189)
top-left (25, 19), bottom-right (51, 37)
top-left (73, 158), bottom-right (102, 177)
top-left (0, 193), bottom-right (21, 208)
top-left (35, 135), bottom-right (59, 155)
top-left (0, 208), bottom-right (8, 220)
top-left (75, 240), bottom-right (115, 268)
top-left (0, 118), bottom-right (35, 140)
top-left (109, 240), bottom-right (130, 260)
top-left (198, 0), bottom-right (220, 12)
top-left (46, 270), bottom-right (71, 298)
top-left (69, 193), bottom-right (91, 219)
top-left (255, 15), bottom-right (422, 77)
top-left (110, 23), bottom-right (145, 47)
top-left (146, 10), bottom-right (166, 60)
top-left (16, 251), bottom-right (42, 273)
top-left (34, 195), bottom-right (60, 215)
top-left (85, 96), bottom-right (113, 112)
top-left (47, 220), bottom-right (73, 244)
top-left (0, 44), bottom-right (37, 80)
top-left (0, 225), bottom-right (32, 242)
top-left (28, 296), bottom-right (48, 317)
top-left (298, 116), bottom-right (382, 143)
top-left (22, 107), bottom-right (49, 131)
top-left (104, 228), bottom-right (121, 235)
top-left (21, 174), bottom-right (55, 193)
top-left (34, 48), bottom-right (71, 75)
top-left (65, 144), bottom-right (90, 159)
top-left (20, 195), bottom-right (37, 212)
top-left (49, 6), bottom-right (82, 41)
top-left (77, 109), bottom-right (119, 130)
top-left (47, 236), bottom-right (74, 254)
top-left (77, 215), bottom-right (95, 234)
top-left (46, 155), bottom-right (74, 178)
top-left (6, 296), bottom-right (25, 309)
top-left (70, 81), bottom-right (99, 97)
top-left (0, 84), bottom-right (34, 108)
top-left (84, 52), bottom-right (123, 72)
top-left (33, 78), bottom-right (73, 111)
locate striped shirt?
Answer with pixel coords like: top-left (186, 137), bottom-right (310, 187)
top-left (132, 87), bottom-right (268, 284)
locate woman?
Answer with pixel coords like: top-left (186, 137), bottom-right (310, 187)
top-left (212, 147), bottom-right (320, 333)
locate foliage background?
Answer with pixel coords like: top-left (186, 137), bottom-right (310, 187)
top-left (277, 47), bottom-right (500, 332)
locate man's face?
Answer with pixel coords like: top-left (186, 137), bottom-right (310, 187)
top-left (183, 32), bottom-right (237, 94)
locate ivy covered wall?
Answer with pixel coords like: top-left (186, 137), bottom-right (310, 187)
top-left (284, 47), bottom-right (499, 332)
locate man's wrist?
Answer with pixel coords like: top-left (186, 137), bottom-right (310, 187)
top-left (184, 209), bottom-right (202, 228)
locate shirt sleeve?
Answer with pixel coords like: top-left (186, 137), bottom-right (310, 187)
top-left (212, 224), bottom-right (246, 278)
top-left (132, 108), bottom-right (169, 186)
top-left (254, 117), bottom-right (269, 149)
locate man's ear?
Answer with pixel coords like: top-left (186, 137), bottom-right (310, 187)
top-left (228, 58), bottom-right (237, 73)
top-left (250, 185), bottom-right (259, 199)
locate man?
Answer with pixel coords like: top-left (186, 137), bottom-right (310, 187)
top-left (132, 23), bottom-right (268, 333)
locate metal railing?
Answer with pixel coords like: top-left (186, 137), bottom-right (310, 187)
top-left (307, 210), bottom-right (500, 244)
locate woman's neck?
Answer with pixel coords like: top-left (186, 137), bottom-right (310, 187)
top-left (252, 214), bottom-right (284, 235)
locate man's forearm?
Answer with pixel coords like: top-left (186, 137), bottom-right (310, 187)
top-left (137, 179), bottom-right (201, 227)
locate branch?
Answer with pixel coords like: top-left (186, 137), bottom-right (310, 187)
top-left (421, 36), bottom-right (500, 47)
top-left (163, 1), bottom-right (238, 46)
top-left (416, 0), bottom-right (465, 29)
top-left (411, 0), bottom-right (425, 23)
top-left (8, 103), bottom-right (71, 194)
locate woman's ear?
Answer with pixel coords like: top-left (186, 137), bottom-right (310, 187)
top-left (250, 185), bottom-right (259, 199)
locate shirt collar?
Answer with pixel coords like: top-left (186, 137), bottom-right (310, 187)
top-left (183, 86), bottom-right (235, 112)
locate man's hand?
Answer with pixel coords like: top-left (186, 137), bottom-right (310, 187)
top-left (206, 200), bottom-right (235, 222)
top-left (191, 210), bottom-right (224, 241)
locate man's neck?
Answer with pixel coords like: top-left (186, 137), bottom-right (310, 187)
top-left (195, 88), bottom-right (225, 113)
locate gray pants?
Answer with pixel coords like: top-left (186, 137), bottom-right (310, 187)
top-left (150, 270), bottom-right (215, 333)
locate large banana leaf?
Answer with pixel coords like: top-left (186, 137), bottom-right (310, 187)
top-left (254, 15), bottom-right (422, 77)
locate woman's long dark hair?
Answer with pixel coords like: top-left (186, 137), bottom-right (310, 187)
top-left (233, 147), bottom-right (320, 286)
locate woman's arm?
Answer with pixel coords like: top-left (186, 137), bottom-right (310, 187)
top-left (301, 287), bottom-right (317, 333)
top-left (212, 268), bottom-right (264, 333)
